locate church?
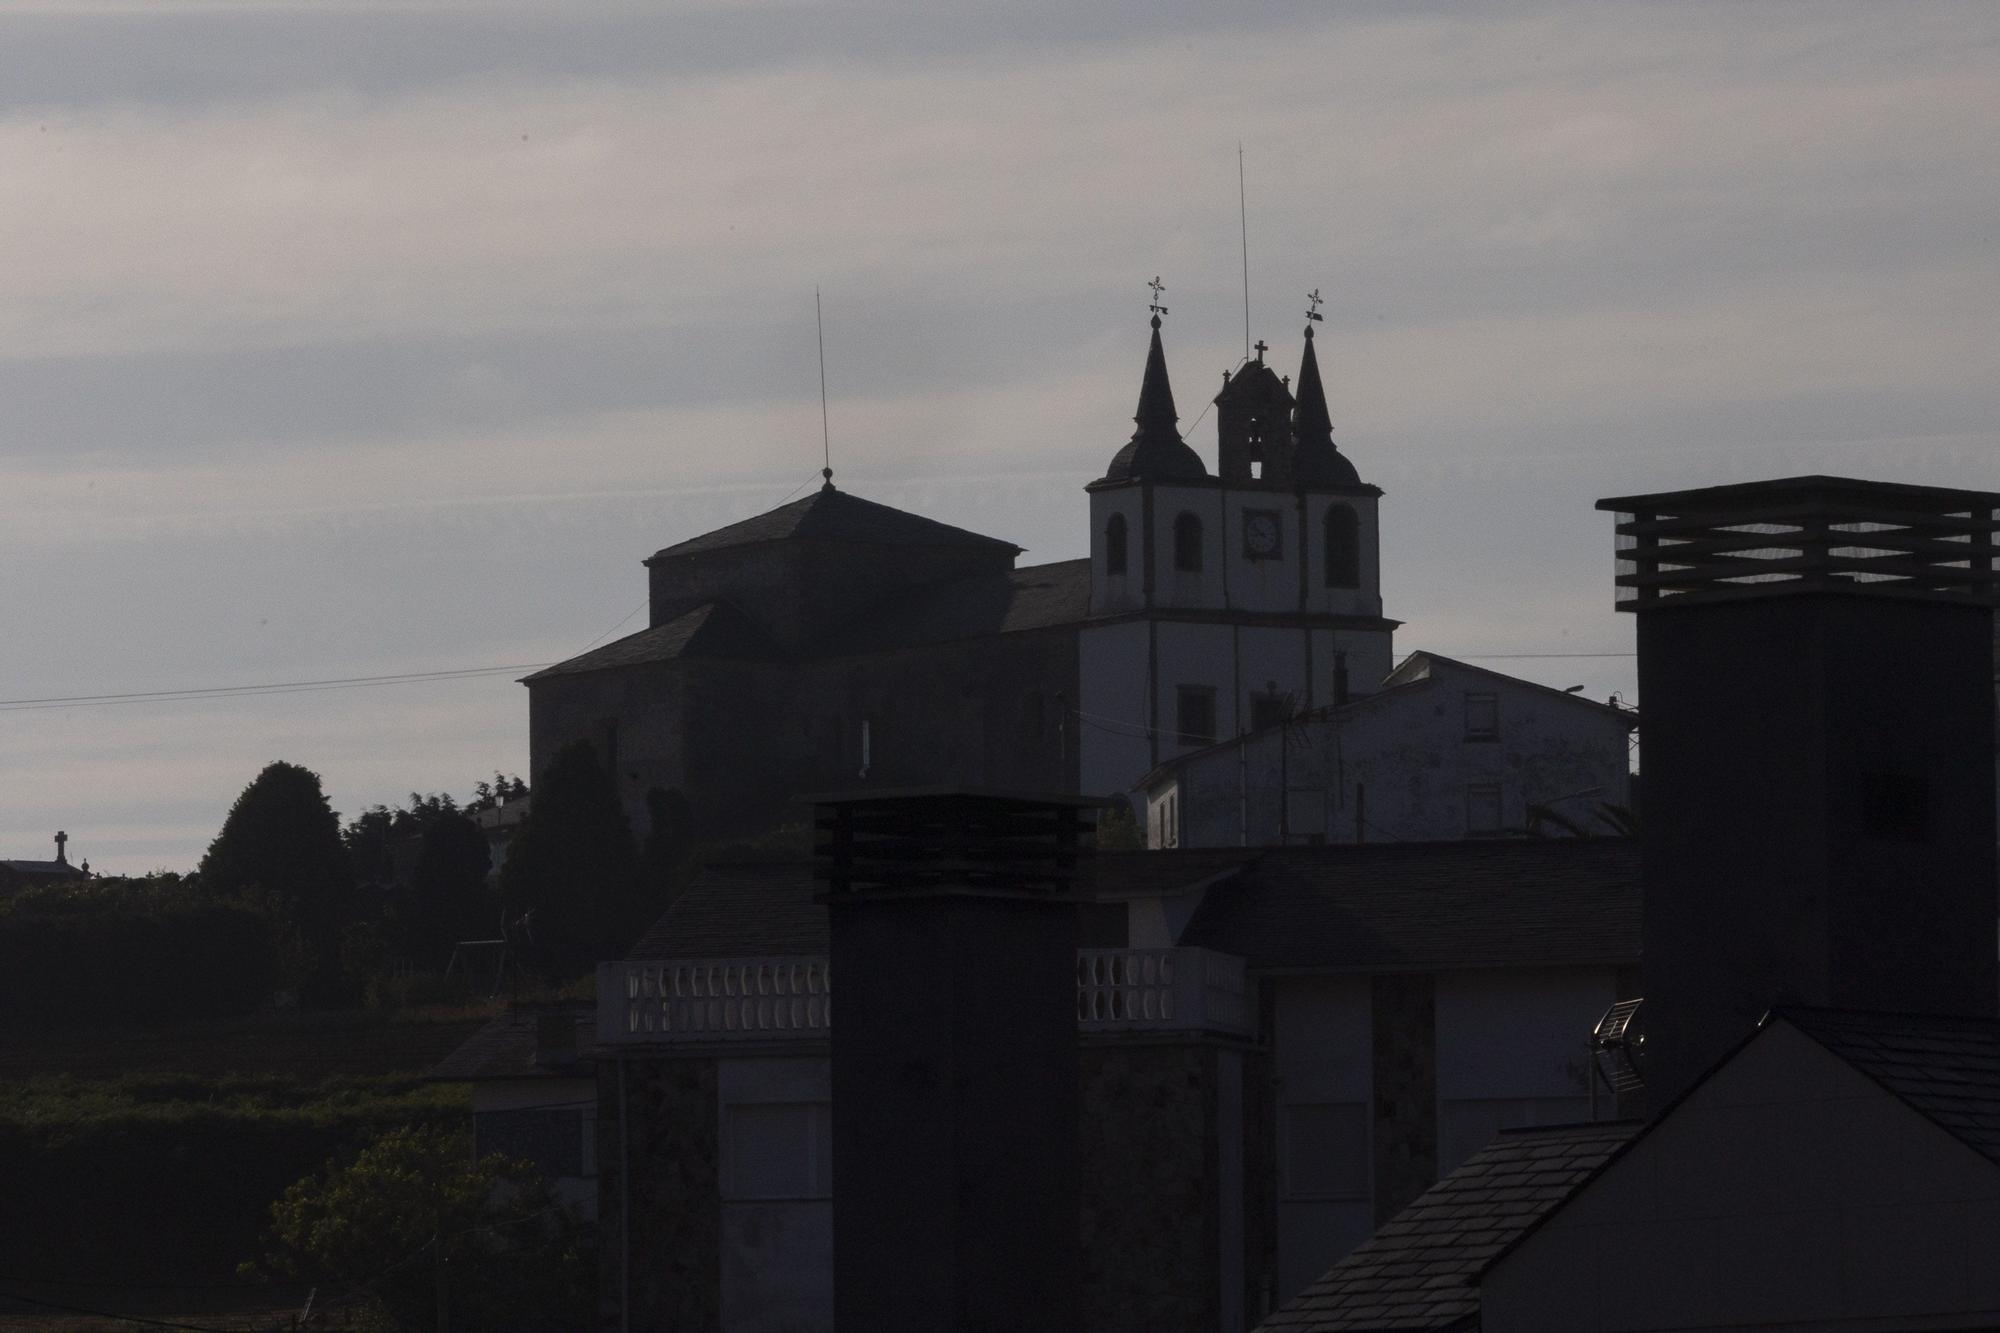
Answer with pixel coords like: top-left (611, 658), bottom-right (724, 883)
top-left (524, 298), bottom-right (1393, 840)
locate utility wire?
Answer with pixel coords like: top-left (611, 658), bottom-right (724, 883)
top-left (0, 1289), bottom-right (233, 1331)
top-left (0, 664), bottom-right (549, 714)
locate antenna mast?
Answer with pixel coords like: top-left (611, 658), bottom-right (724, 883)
top-left (1238, 143), bottom-right (1250, 360)
top-left (816, 287), bottom-right (832, 489)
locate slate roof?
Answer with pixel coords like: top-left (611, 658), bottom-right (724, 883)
top-left (1075, 847), bottom-right (1259, 900)
top-left (524, 600), bottom-right (783, 682)
top-left (627, 861), bottom-right (825, 959)
top-left (1781, 1007), bottom-right (2000, 1167)
top-left (0, 859), bottom-right (84, 877)
top-left (1178, 839), bottom-right (1640, 972)
top-left (428, 1002), bottom-right (596, 1081)
top-left (815, 559), bottom-right (1095, 655)
top-left (1259, 1120), bottom-right (1639, 1332)
top-left (648, 485), bottom-right (1020, 562)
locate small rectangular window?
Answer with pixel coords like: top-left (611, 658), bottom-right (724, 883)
top-left (1467, 783), bottom-right (1504, 834)
top-left (1176, 686), bottom-right (1217, 748)
top-left (1464, 692), bottom-right (1499, 741)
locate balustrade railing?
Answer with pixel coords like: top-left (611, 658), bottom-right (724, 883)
top-left (597, 947), bottom-right (1252, 1045)
top-left (603, 957), bottom-right (832, 1043)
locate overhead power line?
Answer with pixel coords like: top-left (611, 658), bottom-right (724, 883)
top-left (0, 664), bottom-right (551, 714)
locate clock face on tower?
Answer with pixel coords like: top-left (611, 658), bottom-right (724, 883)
top-left (1242, 509), bottom-right (1283, 561)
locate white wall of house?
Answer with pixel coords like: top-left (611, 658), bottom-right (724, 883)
top-left (1144, 656), bottom-right (1632, 849)
top-left (1433, 967), bottom-right (1616, 1176)
top-left (718, 1055), bottom-right (834, 1333)
top-left (1270, 964), bottom-right (1629, 1308)
top-left (1484, 1021), bottom-right (2000, 1332)
top-left (1272, 975), bottom-right (1375, 1302)
top-left (1078, 620), bottom-right (1153, 799)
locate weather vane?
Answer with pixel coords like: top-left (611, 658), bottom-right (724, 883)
top-left (1147, 276), bottom-right (1168, 319)
top-left (1306, 288), bottom-right (1324, 323)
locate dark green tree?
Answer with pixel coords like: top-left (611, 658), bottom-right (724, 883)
top-left (197, 761), bottom-right (353, 1002)
top-left (499, 740), bottom-right (643, 977)
top-left (245, 1124), bottom-right (591, 1332)
top-left (412, 809), bottom-right (494, 952)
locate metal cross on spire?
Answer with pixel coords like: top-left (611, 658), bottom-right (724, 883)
top-left (1306, 288), bottom-right (1324, 323)
top-left (1147, 276), bottom-right (1168, 318)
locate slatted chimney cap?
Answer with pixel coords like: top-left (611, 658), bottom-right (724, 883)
top-left (1598, 474), bottom-right (2000, 611)
top-left (807, 787), bottom-right (1115, 901)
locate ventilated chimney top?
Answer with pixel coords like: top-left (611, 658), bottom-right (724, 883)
top-left (1597, 475), bottom-right (2000, 611)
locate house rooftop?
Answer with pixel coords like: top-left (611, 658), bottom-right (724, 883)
top-left (1179, 839), bottom-right (1640, 973)
top-left (1259, 1119), bottom-right (1640, 1333)
top-left (646, 484), bottom-right (1021, 563)
top-left (1778, 1006), bottom-right (2000, 1168)
top-left (524, 600), bottom-right (784, 682)
top-left (427, 1002), bottom-right (596, 1081)
top-left (813, 558), bottom-right (1093, 656)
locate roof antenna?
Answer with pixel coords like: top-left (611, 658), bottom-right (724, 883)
top-left (817, 286), bottom-right (834, 491)
top-left (1238, 142), bottom-right (1251, 361)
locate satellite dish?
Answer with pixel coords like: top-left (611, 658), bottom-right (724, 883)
top-left (1590, 997), bottom-right (1646, 1094)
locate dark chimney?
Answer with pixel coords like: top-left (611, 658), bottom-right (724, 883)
top-left (533, 1010), bottom-right (576, 1069)
top-left (1601, 476), bottom-right (2000, 1108)
top-left (816, 788), bottom-right (1097, 1333)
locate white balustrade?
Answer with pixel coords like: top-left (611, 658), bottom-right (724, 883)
top-left (599, 957), bottom-right (832, 1043)
top-left (596, 947), bottom-right (1252, 1045)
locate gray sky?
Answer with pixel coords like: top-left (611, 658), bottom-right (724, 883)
top-left (2, 0), bottom-right (1995, 873)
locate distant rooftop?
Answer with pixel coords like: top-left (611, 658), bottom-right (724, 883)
top-left (647, 484), bottom-right (1021, 562)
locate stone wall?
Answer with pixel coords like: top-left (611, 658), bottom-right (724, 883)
top-left (1369, 973), bottom-right (1436, 1224)
top-left (598, 1054), bottom-right (720, 1332)
top-left (1078, 1037), bottom-right (1263, 1333)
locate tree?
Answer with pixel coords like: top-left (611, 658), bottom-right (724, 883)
top-left (499, 740), bottom-right (643, 977)
top-left (197, 761), bottom-right (353, 1002)
top-left (244, 1124), bottom-right (590, 1332)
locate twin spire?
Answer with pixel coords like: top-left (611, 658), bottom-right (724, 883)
top-left (1103, 280), bottom-right (1361, 489)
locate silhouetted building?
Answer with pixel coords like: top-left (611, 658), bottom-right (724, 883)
top-left (0, 830), bottom-right (88, 893)
top-left (1263, 474), bottom-right (2000, 1333)
top-left (591, 825), bottom-right (1640, 1330)
top-left (1607, 476), bottom-right (1999, 1105)
top-left (525, 309), bottom-right (1396, 844)
top-left (1141, 651), bottom-right (1635, 848)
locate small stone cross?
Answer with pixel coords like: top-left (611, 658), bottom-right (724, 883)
top-left (1253, 339), bottom-right (1268, 362)
top-left (53, 830), bottom-right (67, 863)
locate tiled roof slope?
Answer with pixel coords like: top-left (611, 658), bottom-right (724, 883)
top-left (1781, 1007), bottom-right (2000, 1167)
top-left (649, 486), bottom-right (1020, 561)
top-left (428, 1003), bottom-right (596, 1081)
top-left (1259, 1120), bottom-right (1639, 1332)
top-left (525, 601), bottom-right (782, 682)
top-left (814, 558), bottom-right (1094, 655)
top-left (627, 862), bottom-right (824, 959)
top-left (1179, 839), bottom-right (1640, 971)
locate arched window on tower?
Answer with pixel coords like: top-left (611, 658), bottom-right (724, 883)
top-left (1173, 512), bottom-right (1204, 573)
top-left (1324, 505), bottom-right (1360, 589)
top-left (1105, 513), bottom-right (1128, 576)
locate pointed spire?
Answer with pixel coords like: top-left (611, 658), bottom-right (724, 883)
top-left (1097, 284), bottom-right (1207, 484)
top-left (1132, 311), bottom-right (1180, 442)
top-left (1291, 303), bottom-right (1363, 489)
top-left (1294, 322), bottom-right (1332, 446)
